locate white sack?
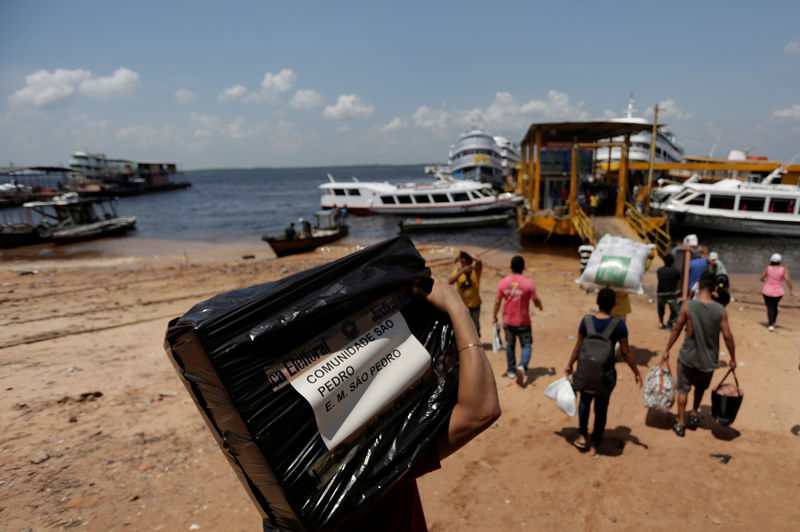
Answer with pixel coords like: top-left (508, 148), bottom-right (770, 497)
top-left (577, 234), bottom-right (650, 294)
top-left (642, 365), bottom-right (675, 412)
top-left (544, 376), bottom-right (577, 417)
top-left (492, 323), bottom-right (503, 353)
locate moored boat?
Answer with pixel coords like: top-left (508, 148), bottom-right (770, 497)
top-left (263, 210), bottom-right (348, 257)
top-left (650, 163), bottom-right (800, 236)
top-left (1, 193), bottom-right (137, 248)
top-left (399, 213), bottom-right (513, 232)
top-left (320, 174), bottom-right (523, 215)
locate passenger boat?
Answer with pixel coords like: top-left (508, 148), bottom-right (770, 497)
top-left (595, 97), bottom-right (684, 170)
top-left (68, 151), bottom-right (190, 196)
top-left (262, 210), bottom-right (348, 257)
top-left (398, 213), bottom-right (512, 232)
top-left (320, 174), bottom-right (523, 215)
top-left (448, 129), bottom-right (507, 185)
top-left (1, 193), bottom-right (137, 248)
top-left (650, 165), bottom-right (800, 236)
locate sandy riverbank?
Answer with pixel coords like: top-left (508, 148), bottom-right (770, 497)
top-left (1, 238), bottom-right (799, 531)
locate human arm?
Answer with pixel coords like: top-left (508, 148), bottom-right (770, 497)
top-left (784, 268), bottom-right (793, 294)
top-left (618, 336), bottom-right (642, 387)
top-left (719, 308), bottom-right (736, 369)
top-left (565, 334), bottom-right (584, 375)
top-left (759, 267), bottom-right (768, 283)
top-left (492, 295), bottom-right (502, 324)
top-left (448, 265), bottom-right (470, 285)
top-left (533, 297), bottom-right (543, 311)
top-left (419, 279), bottom-right (501, 460)
top-left (661, 301), bottom-right (690, 372)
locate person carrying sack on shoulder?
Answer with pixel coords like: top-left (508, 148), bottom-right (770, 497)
top-left (660, 272), bottom-right (736, 437)
top-left (565, 287), bottom-right (642, 457)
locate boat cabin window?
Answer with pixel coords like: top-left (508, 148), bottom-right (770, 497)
top-left (768, 198), bottom-right (796, 213)
top-left (397, 195), bottom-right (413, 204)
top-left (674, 190), bottom-right (694, 202)
top-left (432, 194), bottom-right (449, 203)
top-left (738, 196), bottom-right (765, 212)
top-left (452, 193), bottom-right (469, 202)
top-left (381, 195), bottom-right (396, 204)
top-left (414, 194), bottom-right (431, 204)
top-left (333, 189), bottom-right (346, 196)
top-left (467, 191), bottom-right (481, 200)
top-left (349, 189), bottom-right (360, 196)
top-left (708, 195), bottom-right (735, 210)
top-left (685, 193), bottom-right (706, 206)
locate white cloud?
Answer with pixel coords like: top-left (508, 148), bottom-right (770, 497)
top-left (8, 67), bottom-right (140, 108)
top-left (289, 89), bottom-right (323, 109)
top-left (79, 67), bottom-right (141, 99)
top-left (218, 84), bottom-right (247, 102)
top-left (336, 125), bottom-right (351, 133)
top-left (645, 99), bottom-right (694, 120)
top-left (378, 117), bottom-right (408, 132)
top-left (412, 106), bottom-right (450, 129)
top-left (245, 68), bottom-right (297, 102)
top-left (323, 94), bottom-right (374, 120)
top-left (116, 124), bottom-right (180, 149)
top-left (785, 38), bottom-right (800, 53)
top-left (519, 90), bottom-right (588, 120)
top-left (189, 111), bottom-right (253, 139)
top-left (773, 104), bottom-right (800, 119)
top-left (175, 89), bottom-right (197, 105)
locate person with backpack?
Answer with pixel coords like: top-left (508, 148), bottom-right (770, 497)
top-left (565, 287), bottom-right (642, 457)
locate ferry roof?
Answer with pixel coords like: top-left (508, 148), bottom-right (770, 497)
top-left (521, 121), bottom-right (658, 146)
top-left (0, 165), bottom-right (73, 175)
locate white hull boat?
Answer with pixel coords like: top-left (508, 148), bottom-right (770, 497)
top-left (320, 174), bottom-right (523, 215)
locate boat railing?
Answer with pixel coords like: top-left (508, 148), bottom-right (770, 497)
top-left (623, 201), bottom-right (671, 257)
top-left (571, 204), bottom-right (596, 245)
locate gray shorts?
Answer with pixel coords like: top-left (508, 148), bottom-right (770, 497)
top-left (676, 361), bottom-right (713, 395)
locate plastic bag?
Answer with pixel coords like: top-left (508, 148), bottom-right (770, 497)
top-left (577, 234), bottom-right (651, 293)
top-left (492, 323), bottom-right (503, 353)
top-left (544, 376), bottom-right (576, 416)
top-left (642, 365), bottom-right (675, 412)
top-left (163, 236), bottom-right (460, 531)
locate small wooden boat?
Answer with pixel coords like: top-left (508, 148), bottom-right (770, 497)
top-left (399, 213), bottom-right (512, 232)
top-left (263, 210), bottom-right (348, 257)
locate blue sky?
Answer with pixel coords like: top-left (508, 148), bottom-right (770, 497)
top-left (2, 0), bottom-right (799, 170)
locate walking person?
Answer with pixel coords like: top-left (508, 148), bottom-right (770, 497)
top-left (449, 251), bottom-right (483, 336)
top-left (578, 240), bottom-right (594, 274)
top-left (493, 256), bottom-right (543, 387)
top-left (760, 253), bottom-right (793, 331)
top-left (661, 272), bottom-right (737, 437)
top-left (565, 288), bottom-right (642, 457)
top-left (657, 253), bottom-right (681, 329)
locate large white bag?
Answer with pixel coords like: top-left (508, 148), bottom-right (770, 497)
top-left (577, 234), bottom-right (650, 294)
top-left (642, 365), bottom-right (675, 412)
top-left (544, 376), bottom-right (577, 416)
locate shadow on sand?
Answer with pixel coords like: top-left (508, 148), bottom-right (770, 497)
top-left (644, 405), bottom-right (741, 441)
top-left (518, 366), bottom-right (556, 388)
top-left (554, 425), bottom-right (647, 457)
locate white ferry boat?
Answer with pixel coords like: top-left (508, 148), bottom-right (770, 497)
top-left (448, 129), bottom-right (506, 184)
top-left (320, 174), bottom-right (523, 215)
top-left (650, 165), bottom-right (800, 236)
top-left (493, 135), bottom-right (522, 175)
top-left (595, 97), bottom-right (684, 170)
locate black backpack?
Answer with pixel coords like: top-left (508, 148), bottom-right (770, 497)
top-left (572, 315), bottom-right (620, 393)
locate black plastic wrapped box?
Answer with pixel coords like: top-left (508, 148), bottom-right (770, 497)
top-left (164, 236), bottom-right (459, 531)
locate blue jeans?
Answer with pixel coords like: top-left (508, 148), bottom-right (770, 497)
top-left (503, 324), bottom-right (532, 373)
top-left (578, 391), bottom-right (610, 448)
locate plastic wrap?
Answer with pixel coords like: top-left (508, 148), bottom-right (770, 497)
top-left (577, 234), bottom-right (651, 293)
top-left (544, 376), bottom-right (577, 416)
top-left (642, 365), bottom-right (675, 412)
top-left (163, 236), bottom-right (459, 531)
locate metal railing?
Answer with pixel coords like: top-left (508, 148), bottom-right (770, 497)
top-left (623, 201), bottom-right (671, 256)
top-left (571, 205), bottom-right (596, 244)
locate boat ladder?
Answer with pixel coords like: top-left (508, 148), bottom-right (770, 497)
top-left (571, 206), bottom-right (596, 245)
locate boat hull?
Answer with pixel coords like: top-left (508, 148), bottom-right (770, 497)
top-left (263, 226), bottom-right (348, 257)
top-left (666, 211), bottom-right (800, 237)
top-left (399, 213), bottom-right (512, 232)
top-left (52, 217), bottom-right (138, 245)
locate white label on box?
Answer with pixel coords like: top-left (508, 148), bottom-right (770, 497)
top-left (288, 311), bottom-right (431, 450)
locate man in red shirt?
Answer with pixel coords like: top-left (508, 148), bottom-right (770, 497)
top-left (492, 256), bottom-right (544, 387)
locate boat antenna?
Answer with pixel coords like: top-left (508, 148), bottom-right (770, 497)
top-left (625, 93), bottom-right (635, 119)
top-left (763, 152), bottom-right (800, 184)
top-left (708, 132), bottom-right (723, 157)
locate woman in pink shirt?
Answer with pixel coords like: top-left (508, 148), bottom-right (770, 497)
top-left (760, 253), bottom-right (793, 331)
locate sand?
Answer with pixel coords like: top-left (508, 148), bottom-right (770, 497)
top-left (1, 239), bottom-right (799, 531)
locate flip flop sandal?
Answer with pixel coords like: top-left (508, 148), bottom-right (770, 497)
top-left (572, 439), bottom-right (587, 449)
top-left (687, 414), bottom-right (699, 430)
top-left (672, 423), bottom-right (686, 437)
